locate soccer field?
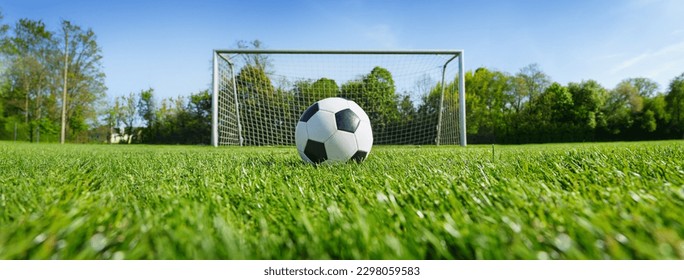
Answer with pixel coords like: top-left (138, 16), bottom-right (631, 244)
top-left (0, 141), bottom-right (683, 259)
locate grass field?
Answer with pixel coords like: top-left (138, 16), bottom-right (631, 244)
top-left (0, 141), bottom-right (683, 260)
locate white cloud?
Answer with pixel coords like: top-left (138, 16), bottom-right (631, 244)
top-left (610, 53), bottom-right (649, 74)
top-left (610, 40), bottom-right (684, 74)
top-left (602, 40), bottom-right (684, 87)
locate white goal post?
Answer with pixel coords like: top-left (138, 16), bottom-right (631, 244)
top-left (212, 49), bottom-right (466, 147)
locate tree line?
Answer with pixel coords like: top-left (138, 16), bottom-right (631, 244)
top-left (225, 50), bottom-right (684, 145)
top-left (1, 9), bottom-right (682, 145)
top-left (104, 88), bottom-right (211, 145)
top-left (0, 11), bottom-right (211, 144)
top-left (231, 61), bottom-right (435, 145)
top-left (0, 12), bottom-right (106, 143)
top-left (464, 65), bottom-right (683, 143)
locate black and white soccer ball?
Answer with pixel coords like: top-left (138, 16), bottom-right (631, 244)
top-left (295, 97), bottom-right (373, 164)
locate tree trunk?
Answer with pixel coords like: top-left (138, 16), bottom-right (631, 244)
top-left (60, 28), bottom-right (69, 144)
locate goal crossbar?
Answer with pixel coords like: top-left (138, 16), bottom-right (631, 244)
top-left (212, 49), bottom-right (466, 147)
top-left (215, 49), bottom-right (463, 55)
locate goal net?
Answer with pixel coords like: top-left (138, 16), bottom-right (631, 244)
top-left (212, 50), bottom-right (465, 147)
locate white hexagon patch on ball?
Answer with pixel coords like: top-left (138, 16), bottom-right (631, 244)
top-left (295, 97), bottom-right (373, 164)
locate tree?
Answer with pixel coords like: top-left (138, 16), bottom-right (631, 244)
top-left (0, 10), bottom-right (8, 44)
top-left (523, 82), bottom-right (573, 142)
top-left (510, 63), bottom-right (551, 113)
top-left (4, 19), bottom-right (54, 142)
top-left (145, 96), bottom-right (185, 144)
top-left (236, 64), bottom-right (276, 145)
top-left (137, 88), bottom-right (156, 127)
top-left (665, 72), bottom-right (684, 137)
top-left (642, 95), bottom-right (670, 137)
top-left (59, 20), bottom-right (68, 143)
top-left (118, 92), bottom-right (137, 143)
top-left (185, 90), bottom-right (212, 144)
top-left (545, 83), bottom-right (574, 123)
top-left (567, 80), bottom-right (608, 140)
top-left (132, 88), bottom-right (156, 143)
top-left (135, 89), bottom-right (212, 145)
top-left (102, 97), bottom-right (120, 144)
top-left (311, 78), bottom-right (339, 98)
top-left (341, 66), bottom-right (401, 143)
top-left (0, 17), bottom-right (107, 143)
top-left (398, 94), bottom-right (417, 123)
top-left (294, 77), bottom-right (339, 101)
top-left (462, 67), bottom-right (511, 142)
top-left (624, 77), bottom-right (659, 98)
top-left (0, 11), bottom-right (8, 124)
top-left (414, 74), bottom-right (462, 144)
top-left (236, 39), bottom-right (273, 73)
top-left (292, 78), bottom-right (339, 134)
top-left (58, 20), bottom-right (107, 142)
top-left (603, 80), bottom-right (643, 136)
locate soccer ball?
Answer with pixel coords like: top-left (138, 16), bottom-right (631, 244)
top-left (295, 97), bottom-right (373, 164)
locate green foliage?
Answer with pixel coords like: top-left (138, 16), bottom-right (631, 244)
top-left (118, 92), bottom-right (137, 139)
top-left (341, 67), bottom-right (402, 143)
top-left (5, 18), bottom-right (683, 145)
top-left (295, 78), bottom-right (339, 101)
top-left (510, 63), bottom-right (551, 112)
top-left (1, 141), bottom-right (683, 259)
top-left (643, 95), bottom-right (670, 133)
top-left (463, 68), bottom-right (510, 141)
top-left (60, 20), bottom-right (106, 140)
top-left (0, 17), bottom-right (104, 142)
top-left (236, 65), bottom-right (285, 145)
top-left (626, 77), bottom-right (659, 98)
top-left (137, 88), bottom-right (155, 127)
top-left (140, 90), bottom-right (211, 145)
top-left (291, 78), bottom-right (341, 138)
top-left (2, 19), bottom-right (54, 142)
top-left (461, 69), bottom-right (677, 143)
top-left (236, 39), bottom-right (273, 73)
top-left (604, 81), bottom-right (640, 135)
top-left (666, 73), bottom-right (684, 136)
top-left (518, 83), bottom-right (574, 142)
top-left (412, 76), bottom-right (459, 144)
top-left (0, 10), bottom-right (9, 42)
top-left (640, 110), bottom-right (657, 133)
top-left (566, 80), bottom-right (607, 139)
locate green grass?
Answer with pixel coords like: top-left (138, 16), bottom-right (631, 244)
top-left (0, 141), bottom-right (683, 259)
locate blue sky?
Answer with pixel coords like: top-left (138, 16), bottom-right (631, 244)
top-left (2, 0), bottom-right (684, 100)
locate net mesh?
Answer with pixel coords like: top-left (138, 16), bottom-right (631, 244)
top-left (214, 51), bottom-right (462, 146)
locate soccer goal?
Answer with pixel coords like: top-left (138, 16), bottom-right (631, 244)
top-left (212, 49), bottom-right (465, 147)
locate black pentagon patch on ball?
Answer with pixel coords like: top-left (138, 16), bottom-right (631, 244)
top-left (300, 103), bottom-right (319, 122)
top-left (335, 109), bottom-right (360, 133)
top-left (351, 151), bottom-right (368, 163)
top-left (304, 140), bottom-right (327, 164)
